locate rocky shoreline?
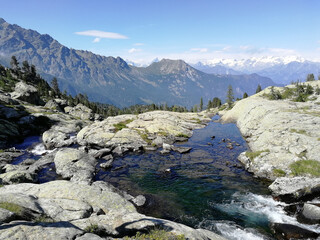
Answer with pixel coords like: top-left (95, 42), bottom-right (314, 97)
top-left (220, 80), bottom-right (320, 238)
top-left (0, 81), bottom-right (226, 239)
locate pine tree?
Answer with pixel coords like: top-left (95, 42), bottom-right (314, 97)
top-left (243, 92), bottom-right (248, 98)
top-left (199, 97), bottom-right (203, 111)
top-left (51, 77), bottom-right (60, 96)
top-left (10, 56), bottom-right (19, 70)
top-left (226, 85), bottom-right (234, 109)
top-left (306, 73), bottom-right (315, 82)
top-left (212, 97), bottom-right (221, 108)
top-left (256, 84), bottom-right (262, 93)
top-left (207, 100), bottom-right (212, 110)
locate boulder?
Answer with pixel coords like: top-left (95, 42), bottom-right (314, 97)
top-left (11, 81), bottom-right (40, 105)
top-left (298, 203), bottom-right (320, 224)
top-left (54, 148), bottom-right (96, 183)
top-left (0, 91), bottom-right (19, 105)
top-left (44, 99), bottom-right (63, 112)
top-left (271, 223), bottom-right (319, 240)
top-left (0, 221), bottom-right (83, 240)
top-left (0, 164), bottom-right (38, 184)
top-left (0, 208), bottom-right (16, 223)
top-left (66, 104), bottom-right (94, 121)
top-left (269, 177), bottom-right (320, 203)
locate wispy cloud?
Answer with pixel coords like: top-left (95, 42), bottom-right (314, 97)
top-left (134, 43), bottom-right (144, 46)
top-left (75, 30), bottom-right (128, 42)
top-left (190, 48), bottom-right (208, 53)
top-left (128, 48), bottom-right (142, 53)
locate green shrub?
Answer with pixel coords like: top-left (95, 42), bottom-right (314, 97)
top-left (125, 229), bottom-right (186, 240)
top-left (176, 133), bottom-right (189, 138)
top-left (281, 87), bottom-right (295, 99)
top-left (290, 160), bottom-right (320, 177)
top-left (0, 202), bottom-right (23, 214)
top-left (84, 224), bottom-right (104, 235)
top-left (273, 168), bottom-right (286, 177)
top-left (218, 105), bottom-right (227, 111)
top-left (245, 149), bottom-right (270, 161)
top-left (113, 119), bottom-right (133, 132)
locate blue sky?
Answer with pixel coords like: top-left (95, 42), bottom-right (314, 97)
top-left (1, 0), bottom-right (320, 64)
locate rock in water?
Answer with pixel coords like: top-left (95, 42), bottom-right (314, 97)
top-left (271, 223), bottom-right (319, 240)
top-left (54, 148), bottom-right (96, 183)
top-left (269, 177), bottom-right (320, 203)
top-left (298, 203), bottom-right (320, 224)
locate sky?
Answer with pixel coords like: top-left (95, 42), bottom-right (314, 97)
top-left (1, 0), bottom-right (320, 64)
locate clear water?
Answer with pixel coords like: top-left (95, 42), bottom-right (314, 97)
top-left (12, 116), bottom-right (320, 239)
top-left (95, 115), bottom-right (277, 238)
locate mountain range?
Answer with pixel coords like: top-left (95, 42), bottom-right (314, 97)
top-left (0, 18), bottom-right (275, 107)
top-left (192, 57), bottom-right (320, 84)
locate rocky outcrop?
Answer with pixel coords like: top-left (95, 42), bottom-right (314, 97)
top-left (11, 81), bottom-right (41, 105)
top-left (221, 81), bottom-right (320, 179)
top-left (65, 103), bottom-right (100, 121)
top-left (44, 99), bottom-right (63, 112)
top-left (77, 111), bottom-right (211, 154)
top-left (0, 180), bottom-right (225, 240)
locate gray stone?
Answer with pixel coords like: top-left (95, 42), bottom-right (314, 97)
top-left (171, 146), bottom-right (192, 154)
top-left (100, 159), bottom-right (113, 169)
top-left (11, 81), bottom-right (40, 105)
top-left (54, 148), bottom-right (96, 183)
top-left (0, 221), bottom-right (83, 240)
top-left (132, 195), bottom-right (146, 207)
top-left (67, 103), bottom-right (95, 121)
top-left (0, 164), bottom-right (38, 184)
top-left (44, 99), bottom-right (63, 112)
top-left (75, 233), bottom-right (105, 240)
top-left (299, 203), bottom-right (320, 224)
top-left (0, 208), bottom-right (16, 223)
top-left (269, 177), bottom-right (320, 202)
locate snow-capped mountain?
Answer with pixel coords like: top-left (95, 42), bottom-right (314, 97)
top-left (193, 56), bottom-right (320, 84)
top-left (200, 56), bottom-right (306, 72)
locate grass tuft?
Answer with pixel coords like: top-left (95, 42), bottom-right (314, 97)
top-left (290, 128), bottom-right (307, 135)
top-left (113, 119), bottom-right (133, 132)
top-left (245, 149), bottom-right (270, 161)
top-left (273, 168), bottom-right (286, 177)
top-left (0, 202), bottom-right (23, 214)
top-left (290, 160), bottom-right (320, 177)
top-left (124, 229), bottom-right (186, 240)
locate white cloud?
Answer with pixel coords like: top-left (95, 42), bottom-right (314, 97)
top-left (134, 43), bottom-right (144, 46)
top-left (75, 30), bottom-right (128, 40)
top-left (128, 48), bottom-right (142, 53)
top-left (190, 48), bottom-right (208, 53)
top-left (93, 38), bottom-right (101, 43)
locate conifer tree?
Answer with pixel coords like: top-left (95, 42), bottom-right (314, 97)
top-left (256, 84), bottom-right (262, 93)
top-left (226, 85), bottom-right (234, 109)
